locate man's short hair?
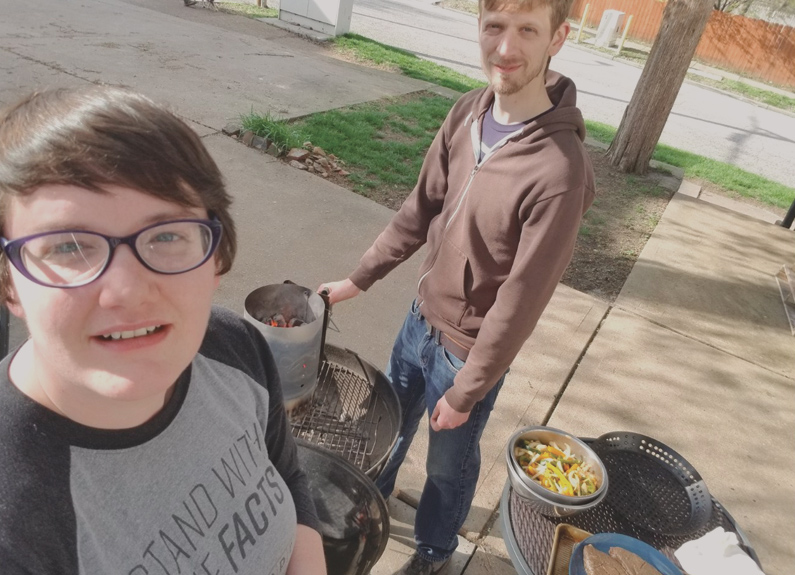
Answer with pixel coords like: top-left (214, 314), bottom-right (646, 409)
top-left (479, 0), bottom-right (574, 30)
top-left (0, 85), bottom-right (237, 304)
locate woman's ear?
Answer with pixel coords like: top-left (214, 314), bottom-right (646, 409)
top-left (5, 285), bottom-right (25, 321)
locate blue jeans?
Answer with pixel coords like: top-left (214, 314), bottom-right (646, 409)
top-left (375, 301), bottom-right (506, 562)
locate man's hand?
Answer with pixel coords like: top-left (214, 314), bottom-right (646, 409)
top-left (430, 396), bottom-right (470, 431)
top-left (317, 278), bottom-right (361, 304)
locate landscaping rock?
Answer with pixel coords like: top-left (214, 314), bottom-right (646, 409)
top-left (266, 143), bottom-right (281, 157)
top-left (286, 148), bottom-right (310, 162)
top-left (277, 139), bottom-right (350, 178)
top-left (240, 130), bottom-right (255, 147)
top-left (252, 136), bottom-right (269, 151)
top-left (222, 122), bottom-right (241, 137)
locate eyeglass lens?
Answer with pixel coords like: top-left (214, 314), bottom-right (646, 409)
top-left (19, 221), bottom-right (214, 287)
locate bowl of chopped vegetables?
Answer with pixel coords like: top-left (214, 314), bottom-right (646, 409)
top-left (506, 426), bottom-right (608, 507)
top-left (506, 453), bottom-right (608, 517)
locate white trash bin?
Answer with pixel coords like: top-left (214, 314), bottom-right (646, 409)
top-left (594, 10), bottom-right (625, 48)
top-left (279, 0), bottom-right (354, 36)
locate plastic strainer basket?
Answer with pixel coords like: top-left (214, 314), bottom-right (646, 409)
top-left (590, 431), bottom-right (712, 536)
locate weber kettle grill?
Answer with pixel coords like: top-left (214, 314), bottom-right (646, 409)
top-left (244, 282), bottom-right (400, 572)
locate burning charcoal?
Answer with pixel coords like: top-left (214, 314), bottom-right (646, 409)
top-left (267, 313), bottom-right (287, 327)
top-left (287, 318), bottom-right (305, 327)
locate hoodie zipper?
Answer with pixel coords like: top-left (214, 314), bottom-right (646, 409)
top-left (416, 114), bottom-right (525, 295)
top-left (417, 163), bottom-right (480, 295)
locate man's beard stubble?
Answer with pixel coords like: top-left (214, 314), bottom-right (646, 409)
top-left (488, 52), bottom-right (550, 96)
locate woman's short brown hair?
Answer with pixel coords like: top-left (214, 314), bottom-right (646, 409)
top-left (0, 85), bottom-right (236, 304)
top-left (479, 0), bottom-right (574, 30)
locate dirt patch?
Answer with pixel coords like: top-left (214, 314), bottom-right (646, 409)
top-left (562, 147), bottom-right (679, 302)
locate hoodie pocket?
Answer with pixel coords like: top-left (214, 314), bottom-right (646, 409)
top-left (420, 238), bottom-right (469, 327)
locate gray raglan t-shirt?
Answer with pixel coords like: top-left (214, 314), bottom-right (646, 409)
top-left (0, 306), bottom-right (319, 575)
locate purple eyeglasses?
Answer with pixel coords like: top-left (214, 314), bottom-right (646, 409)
top-left (1, 218), bottom-right (223, 288)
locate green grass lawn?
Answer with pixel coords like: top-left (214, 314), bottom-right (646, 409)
top-left (584, 120), bottom-right (793, 210)
top-left (328, 34), bottom-right (793, 210)
top-left (690, 76), bottom-right (795, 113)
top-left (438, 0), bottom-right (478, 14)
top-left (293, 93), bottom-right (452, 199)
top-left (333, 34), bottom-right (486, 94)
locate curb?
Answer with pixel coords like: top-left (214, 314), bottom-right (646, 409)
top-left (256, 17), bottom-right (334, 42)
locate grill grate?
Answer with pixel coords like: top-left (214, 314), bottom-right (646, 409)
top-left (290, 359), bottom-right (384, 472)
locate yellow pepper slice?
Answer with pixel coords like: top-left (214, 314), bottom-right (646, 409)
top-left (546, 464), bottom-right (574, 495)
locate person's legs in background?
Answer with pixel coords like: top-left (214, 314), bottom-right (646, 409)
top-left (375, 301), bottom-right (431, 499)
top-left (411, 344), bottom-right (505, 563)
top-left (375, 301), bottom-right (508, 572)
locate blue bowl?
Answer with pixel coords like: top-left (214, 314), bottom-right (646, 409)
top-left (569, 533), bottom-right (683, 575)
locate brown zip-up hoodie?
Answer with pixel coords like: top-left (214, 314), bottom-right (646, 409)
top-left (350, 71), bottom-right (595, 412)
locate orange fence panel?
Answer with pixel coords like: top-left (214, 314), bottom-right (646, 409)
top-left (571, 0), bottom-right (666, 43)
top-left (569, 0), bottom-right (795, 88)
top-left (697, 12), bottom-right (795, 88)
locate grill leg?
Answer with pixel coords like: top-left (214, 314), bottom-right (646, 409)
top-left (780, 196), bottom-right (795, 229)
top-left (0, 305), bottom-right (9, 359)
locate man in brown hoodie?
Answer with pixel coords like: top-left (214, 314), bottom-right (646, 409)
top-left (320, 1), bottom-right (594, 572)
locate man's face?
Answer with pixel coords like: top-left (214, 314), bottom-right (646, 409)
top-left (479, 4), bottom-right (569, 96)
top-left (5, 184), bottom-right (220, 413)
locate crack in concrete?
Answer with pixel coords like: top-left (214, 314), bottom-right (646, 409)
top-left (0, 46), bottom-right (94, 84)
top-left (471, 303), bottom-right (612, 546)
top-left (614, 305), bottom-right (795, 381)
top-left (541, 304), bottom-right (613, 426)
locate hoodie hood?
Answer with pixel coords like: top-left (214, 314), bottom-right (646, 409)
top-left (471, 70), bottom-right (587, 143)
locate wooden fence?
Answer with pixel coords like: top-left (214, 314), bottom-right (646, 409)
top-left (570, 0), bottom-right (795, 88)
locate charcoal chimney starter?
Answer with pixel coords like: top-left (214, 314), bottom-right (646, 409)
top-left (243, 282), bottom-right (325, 412)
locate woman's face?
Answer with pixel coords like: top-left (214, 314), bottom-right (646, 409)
top-left (5, 184), bottom-right (220, 415)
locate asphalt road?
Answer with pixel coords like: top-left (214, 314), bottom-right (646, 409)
top-left (350, 0), bottom-right (795, 190)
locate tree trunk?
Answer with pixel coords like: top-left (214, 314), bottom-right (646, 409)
top-left (607, 0), bottom-right (713, 174)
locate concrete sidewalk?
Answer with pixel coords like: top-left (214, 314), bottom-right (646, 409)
top-left (2, 2), bottom-right (793, 574)
top-left (549, 191), bottom-right (794, 575)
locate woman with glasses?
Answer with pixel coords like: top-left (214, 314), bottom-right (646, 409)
top-left (0, 86), bottom-right (326, 575)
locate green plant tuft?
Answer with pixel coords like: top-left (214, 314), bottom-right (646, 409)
top-left (239, 110), bottom-right (306, 155)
